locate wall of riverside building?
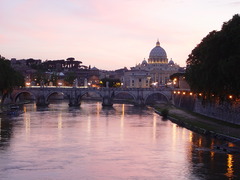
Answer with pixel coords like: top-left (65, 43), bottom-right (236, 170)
top-left (173, 94), bottom-right (240, 125)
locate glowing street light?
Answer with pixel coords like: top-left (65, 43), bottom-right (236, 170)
top-left (152, 82), bottom-right (158, 87)
top-left (173, 78), bottom-right (177, 85)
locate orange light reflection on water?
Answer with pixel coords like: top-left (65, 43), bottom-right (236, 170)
top-left (225, 154), bottom-right (234, 179)
top-left (210, 139), bottom-right (215, 160)
top-left (120, 104), bottom-right (125, 140)
top-left (152, 112), bottom-right (157, 141)
top-left (23, 112), bottom-right (31, 134)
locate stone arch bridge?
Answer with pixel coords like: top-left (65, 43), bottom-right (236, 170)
top-left (9, 87), bottom-right (173, 107)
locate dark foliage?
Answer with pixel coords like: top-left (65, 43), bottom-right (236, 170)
top-left (0, 55), bottom-right (25, 94)
top-left (185, 14), bottom-right (240, 101)
top-left (64, 72), bottom-right (77, 85)
top-left (161, 108), bottom-right (169, 119)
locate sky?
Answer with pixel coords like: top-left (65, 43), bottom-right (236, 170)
top-left (0, 0), bottom-right (239, 70)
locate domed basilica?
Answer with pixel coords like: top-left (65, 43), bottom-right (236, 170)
top-left (123, 40), bottom-right (180, 88)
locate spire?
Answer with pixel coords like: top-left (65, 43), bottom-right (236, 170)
top-left (156, 39), bottom-right (160, 46)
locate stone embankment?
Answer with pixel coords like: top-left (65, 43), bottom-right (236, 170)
top-left (154, 104), bottom-right (240, 147)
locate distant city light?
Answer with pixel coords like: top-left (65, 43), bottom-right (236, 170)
top-left (152, 82), bottom-right (158, 86)
top-left (173, 78), bottom-right (177, 85)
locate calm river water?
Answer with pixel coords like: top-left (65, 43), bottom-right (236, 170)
top-left (0, 101), bottom-right (240, 180)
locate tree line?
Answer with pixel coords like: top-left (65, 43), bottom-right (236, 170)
top-left (185, 14), bottom-right (240, 101)
top-left (0, 55), bottom-right (24, 96)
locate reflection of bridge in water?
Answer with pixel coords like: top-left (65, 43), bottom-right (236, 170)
top-left (10, 87), bottom-right (173, 107)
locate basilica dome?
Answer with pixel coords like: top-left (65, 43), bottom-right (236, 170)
top-left (148, 40), bottom-right (168, 64)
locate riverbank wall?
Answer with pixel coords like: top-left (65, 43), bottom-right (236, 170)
top-left (155, 109), bottom-right (240, 146)
top-left (173, 94), bottom-right (240, 125)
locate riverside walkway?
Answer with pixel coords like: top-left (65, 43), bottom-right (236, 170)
top-left (155, 104), bottom-right (240, 143)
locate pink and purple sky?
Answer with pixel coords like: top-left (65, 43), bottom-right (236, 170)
top-left (0, 0), bottom-right (239, 70)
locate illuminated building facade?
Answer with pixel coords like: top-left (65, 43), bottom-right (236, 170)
top-left (124, 40), bottom-right (180, 87)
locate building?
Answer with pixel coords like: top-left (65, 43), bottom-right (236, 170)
top-left (123, 69), bottom-right (151, 88)
top-left (123, 40), bottom-right (180, 88)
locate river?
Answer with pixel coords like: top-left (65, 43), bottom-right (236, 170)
top-left (0, 101), bottom-right (240, 180)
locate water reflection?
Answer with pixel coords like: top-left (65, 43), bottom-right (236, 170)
top-left (225, 154), bottom-right (234, 178)
top-left (120, 104), bottom-right (125, 141)
top-left (0, 101), bottom-right (240, 180)
top-left (189, 133), bottom-right (240, 180)
top-left (0, 117), bottom-right (13, 150)
top-left (58, 112), bottom-right (63, 129)
top-left (23, 112), bottom-right (31, 134)
top-left (152, 112), bottom-right (157, 141)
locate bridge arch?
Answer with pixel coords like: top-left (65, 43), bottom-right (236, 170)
top-left (113, 91), bottom-right (136, 104)
top-left (46, 91), bottom-right (65, 102)
top-left (144, 92), bottom-right (169, 105)
top-left (9, 87), bottom-right (173, 107)
top-left (13, 91), bottom-right (36, 103)
top-left (80, 91), bottom-right (102, 100)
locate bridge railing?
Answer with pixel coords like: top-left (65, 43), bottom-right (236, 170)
top-left (18, 86), bottom-right (173, 91)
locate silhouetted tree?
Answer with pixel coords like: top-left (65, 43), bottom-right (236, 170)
top-left (64, 72), bottom-right (77, 86)
top-left (185, 14), bottom-right (240, 101)
top-left (32, 70), bottom-right (48, 85)
top-left (0, 55), bottom-right (24, 95)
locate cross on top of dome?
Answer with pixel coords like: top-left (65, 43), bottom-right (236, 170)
top-left (156, 39), bottom-right (160, 47)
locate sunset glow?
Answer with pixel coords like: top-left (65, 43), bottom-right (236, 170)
top-left (0, 0), bottom-right (239, 70)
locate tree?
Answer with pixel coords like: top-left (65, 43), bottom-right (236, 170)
top-left (185, 14), bottom-right (240, 101)
top-left (32, 70), bottom-right (48, 86)
top-left (64, 72), bottom-right (77, 86)
top-left (0, 55), bottom-right (25, 95)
